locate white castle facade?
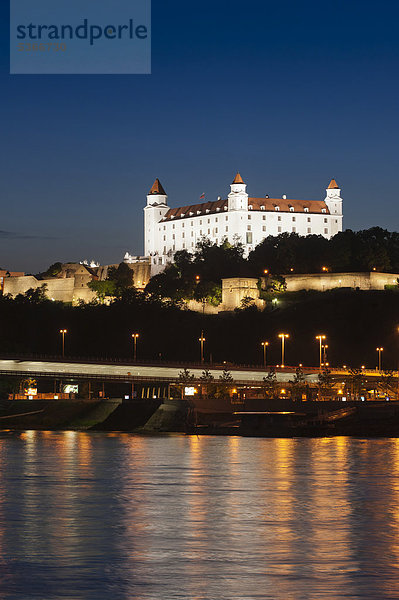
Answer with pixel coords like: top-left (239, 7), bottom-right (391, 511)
top-left (141, 173), bottom-right (343, 273)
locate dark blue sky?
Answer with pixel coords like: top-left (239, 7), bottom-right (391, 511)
top-left (1, 0), bottom-right (399, 272)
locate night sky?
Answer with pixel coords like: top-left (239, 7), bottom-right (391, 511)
top-left (1, 0), bottom-right (399, 272)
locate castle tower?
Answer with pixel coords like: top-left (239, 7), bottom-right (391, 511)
top-left (144, 178), bottom-right (169, 257)
top-left (228, 172), bottom-right (248, 211)
top-left (324, 179), bottom-right (343, 236)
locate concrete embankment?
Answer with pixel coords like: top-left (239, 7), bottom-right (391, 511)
top-left (0, 399), bottom-right (122, 431)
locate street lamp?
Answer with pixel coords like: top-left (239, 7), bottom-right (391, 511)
top-left (278, 334), bottom-right (289, 367)
top-left (132, 333), bottom-right (139, 361)
top-left (261, 341), bottom-right (269, 368)
top-left (376, 347), bottom-right (383, 371)
top-left (59, 329), bottom-right (67, 358)
top-left (199, 330), bottom-right (206, 364)
top-left (316, 335), bottom-right (326, 369)
top-left (322, 344), bottom-right (328, 365)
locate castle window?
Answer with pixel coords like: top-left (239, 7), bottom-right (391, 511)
top-left (225, 216), bottom-right (228, 221)
top-left (275, 206), bottom-right (280, 211)
top-left (322, 209), bottom-right (326, 213)
top-left (182, 223), bottom-right (184, 227)
top-left (278, 226), bottom-right (282, 232)
top-left (191, 221), bottom-right (193, 226)
top-left (226, 226), bottom-right (228, 232)
top-left (197, 211), bottom-right (201, 215)
top-left (307, 228), bottom-right (311, 234)
top-left (215, 217), bottom-right (218, 222)
top-left (215, 227), bottom-right (218, 233)
top-left (200, 220), bottom-right (202, 225)
top-left (248, 215), bottom-right (251, 220)
top-left (200, 230), bottom-right (202, 235)
top-left (249, 205), bottom-right (253, 210)
top-left (262, 226), bottom-right (266, 231)
top-left (163, 226), bottom-right (166, 230)
top-left (247, 225), bottom-right (251, 231)
top-left (224, 206), bottom-right (227, 211)
top-left (171, 215), bottom-right (175, 219)
top-left (304, 207), bottom-right (309, 213)
top-left (172, 224), bottom-right (175, 229)
top-left (307, 217), bottom-right (311, 223)
top-left (191, 231), bottom-right (194, 237)
top-left (216, 207), bottom-right (220, 212)
top-left (182, 243), bottom-right (185, 248)
top-left (324, 218), bottom-right (328, 223)
top-left (163, 235), bottom-right (166, 241)
top-left (292, 227), bottom-right (296, 233)
top-left (159, 211), bottom-right (162, 216)
top-left (208, 229), bottom-right (210, 234)
top-left (182, 233), bottom-right (185, 238)
top-left (246, 232), bottom-right (253, 244)
top-left (261, 206), bottom-right (265, 211)
top-left (324, 228), bottom-right (328, 234)
top-left (163, 246), bottom-right (166, 253)
top-left (180, 214), bottom-right (185, 218)
top-left (278, 216), bottom-right (281, 222)
top-left (289, 206), bottom-right (294, 212)
top-left (206, 209), bottom-right (210, 214)
top-left (262, 215), bottom-right (266, 221)
top-left (172, 234), bottom-right (175, 239)
top-left (208, 219), bottom-right (210, 224)
top-left (292, 217), bottom-right (296, 222)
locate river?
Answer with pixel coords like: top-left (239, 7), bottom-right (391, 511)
top-left (0, 432), bottom-right (398, 599)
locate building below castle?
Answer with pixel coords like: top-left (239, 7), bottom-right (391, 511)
top-left (142, 173), bottom-right (343, 274)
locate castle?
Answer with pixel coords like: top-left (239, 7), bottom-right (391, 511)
top-left (142, 173), bottom-right (343, 273)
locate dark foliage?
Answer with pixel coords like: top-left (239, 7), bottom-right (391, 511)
top-left (247, 227), bottom-right (399, 275)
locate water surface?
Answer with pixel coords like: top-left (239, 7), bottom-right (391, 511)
top-left (0, 433), bottom-right (398, 599)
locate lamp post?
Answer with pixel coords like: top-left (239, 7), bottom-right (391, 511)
top-left (322, 344), bottom-right (328, 365)
top-left (316, 335), bottom-right (326, 369)
top-left (261, 341), bottom-right (269, 368)
top-left (376, 347), bottom-right (383, 371)
top-left (278, 334), bottom-right (289, 367)
top-left (199, 331), bottom-right (206, 364)
top-left (59, 329), bottom-right (67, 358)
top-left (132, 333), bottom-right (139, 361)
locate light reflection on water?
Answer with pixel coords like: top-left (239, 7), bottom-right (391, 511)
top-left (0, 433), bottom-right (399, 599)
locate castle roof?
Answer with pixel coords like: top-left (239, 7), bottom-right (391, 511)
top-left (162, 197), bottom-right (329, 221)
top-left (248, 197), bottom-right (329, 213)
top-left (149, 178), bottom-right (166, 195)
top-left (232, 172), bottom-right (244, 184)
top-left (327, 179), bottom-right (339, 189)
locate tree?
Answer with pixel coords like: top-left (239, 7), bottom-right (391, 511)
top-left (200, 369), bottom-right (215, 398)
top-left (318, 367), bottom-right (333, 398)
top-left (107, 263), bottom-right (134, 295)
top-left (263, 369), bottom-right (277, 398)
top-left (178, 369), bottom-right (195, 385)
top-left (16, 284), bottom-right (48, 304)
top-left (88, 280), bottom-right (116, 303)
top-left (347, 368), bottom-right (365, 399)
top-left (43, 262), bottom-right (62, 278)
top-left (215, 369), bottom-right (234, 398)
top-left (193, 280), bottom-right (222, 306)
top-left (289, 366), bottom-right (307, 401)
top-left (177, 368), bottom-right (195, 399)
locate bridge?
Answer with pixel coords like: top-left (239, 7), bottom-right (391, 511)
top-left (0, 356), bottom-right (394, 386)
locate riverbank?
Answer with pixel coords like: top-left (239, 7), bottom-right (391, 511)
top-left (1, 397), bottom-right (399, 437)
